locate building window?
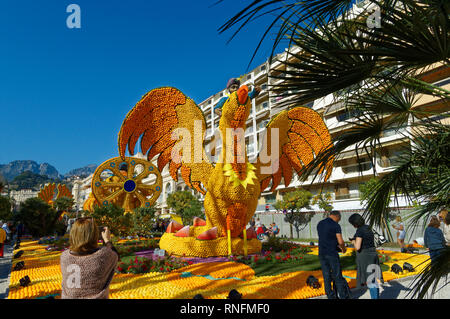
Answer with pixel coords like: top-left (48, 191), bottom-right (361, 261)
top-left (341, 160), bottom-right (372, 174)
top-left (336, 109), bottom-right (361, 122)
top-left (434, 77), bottom-right (450, 87)
top-left (257, 120), bottom-right (269, 130)
top-left (265, 194), bottom-right (276, 204)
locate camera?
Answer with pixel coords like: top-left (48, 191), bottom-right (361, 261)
top-left (98, 226), bottom-right (105, 240)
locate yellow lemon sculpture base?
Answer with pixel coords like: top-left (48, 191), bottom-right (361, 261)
top-left (159, 232), bottom-right (262, 258)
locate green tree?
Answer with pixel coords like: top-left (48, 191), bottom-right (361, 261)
top-left (359, 177), bottom-right (396, 241)
top-left (15, 198), bottom-right (64, 237)
top-left (10, 171), bottom-right (58, 190)
top-left (53, 196), bottom-right (74, 214)
top-left (131, 206), bottom-right (157, 237)
top-left (221, 0), bottom-right (449, 297)
top-left (312, 192), bottom-right (333, 213)
top-left (274, 189), bottom-right (313, 238)
top-left (0, 195), bottom-right (12, 222)
top-left (166, 191), bottom-right (203, 225)
top-left (90, 203), bottom-right (132, 237)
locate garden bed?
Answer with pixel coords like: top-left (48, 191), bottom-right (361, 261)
top-left (7, 238), bottom-right (431, 299)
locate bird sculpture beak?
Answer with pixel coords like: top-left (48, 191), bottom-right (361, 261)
top-left (237, 85), bottom-right (249, 105)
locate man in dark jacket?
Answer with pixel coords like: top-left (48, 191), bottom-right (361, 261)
top-left (317, 210), bottom-right (351, 299)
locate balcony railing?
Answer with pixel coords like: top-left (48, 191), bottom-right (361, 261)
top-left (335, 193), bottom-right (360, 200)
top-left (377, 156), bottom-right (403, 168)
top-left (341, 161), bottom-right (373, 174)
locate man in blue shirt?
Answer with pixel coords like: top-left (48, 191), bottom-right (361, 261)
top-left (317, 210), bottom-right (351, 299)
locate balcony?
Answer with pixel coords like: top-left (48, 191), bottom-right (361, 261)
top-left (375, 155), bottom-right (406, 173)
top-left (323, 100), bottom-right (346, 117)
top-left (341, 161), bottom-right (372, 174)
top-left (255, 102), bottom-right (270, 114)
top-left (335, 193), bottom-right (360, 200)
top-left (330, 161), bottom-right (374, 181)
top-left (254, 65), bottom-right (268, 81)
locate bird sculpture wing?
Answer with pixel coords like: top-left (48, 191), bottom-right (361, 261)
top-left (118, 87), bottom-right (214, 195)
top-left (255, 107), bottom-right (334, 192)
top-left (56, 184), bottom-right (73, 200)
top-left (38, 183), bottom-right (56, 204)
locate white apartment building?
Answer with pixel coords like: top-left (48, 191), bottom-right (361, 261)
top-left (74, 53), bottom-right (449, 220)
top-left (196, 53), bottom-right (449, 216)
top-left (9, 189), bottom-right (40, 208)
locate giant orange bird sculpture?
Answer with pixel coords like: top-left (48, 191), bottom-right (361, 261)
top-left (118, 86), bottom-right (333, 257)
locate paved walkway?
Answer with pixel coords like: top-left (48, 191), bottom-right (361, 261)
top-left (299, 241), bottom-right (450, 299)
top-left (312, 275), bottom-right (449, 299)
top-left (0, 243), bottom-right (14, 299)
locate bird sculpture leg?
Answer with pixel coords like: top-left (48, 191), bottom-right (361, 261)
top-left (227, 218), bottom-right (232, 256)
top-left (225, 203), bottom-right (248, 256)
top-left (243, 227), bottom-right (247, 257)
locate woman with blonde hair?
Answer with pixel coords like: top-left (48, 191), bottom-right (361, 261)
top-left (60, 217), bottom-right (118, 299)
top-left (393, 215), bottom-right (406, 251)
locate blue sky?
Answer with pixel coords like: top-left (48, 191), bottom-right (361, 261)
top-left (0, 0), bottom-right (278, 175)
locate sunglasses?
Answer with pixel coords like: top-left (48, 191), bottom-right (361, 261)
top-left (75, 217), bottom-right (94, 222)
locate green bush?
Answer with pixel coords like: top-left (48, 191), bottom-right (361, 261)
top-left (130, 206), bottom-right (157, 237)
top-left (14, 198), bottom-right (63, 237)
top-left (89, 203), bottom-right (132, 237)
top-left (262, 236), bottom-right (304, 253)
top-left (116, 255), bottom-right (191, 274)
top-left (0, 195), bottom-right (12, 222)
top-left (115, 239), bottom-right (159, 256)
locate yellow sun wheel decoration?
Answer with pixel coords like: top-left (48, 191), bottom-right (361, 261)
top-left (91, 156), bottom-right (162, 213)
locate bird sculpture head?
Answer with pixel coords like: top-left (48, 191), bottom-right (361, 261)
top-left (219, 85), bottom-right (251, 132)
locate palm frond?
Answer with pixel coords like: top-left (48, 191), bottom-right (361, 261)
top-left (217, 0), bottom-right (358, 67)
top-left (268, 0), bottom-right (449, 105)
top-left (362, 121), bottom-right (450, 228)
top-left (408, 247), bottom-right (450, 299)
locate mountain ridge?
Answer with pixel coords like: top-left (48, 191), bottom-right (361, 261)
top-left (0, 160), bottom-right (97, 181)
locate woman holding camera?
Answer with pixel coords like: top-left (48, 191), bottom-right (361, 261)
top-left (60, 217), bottom-right (119, 299)
top-left (348, 213), bottom-right (384, 299)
